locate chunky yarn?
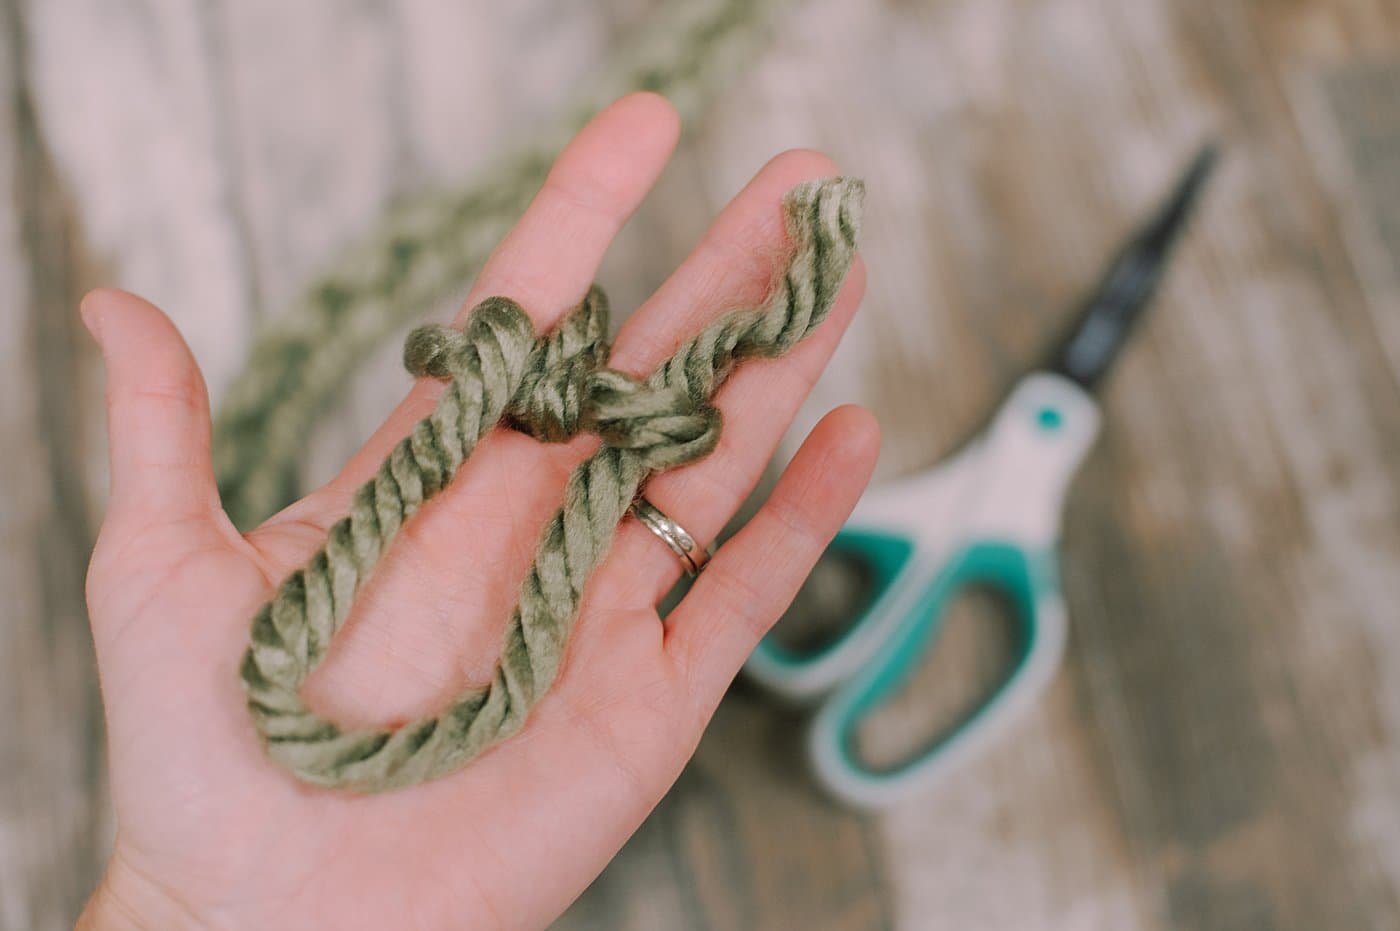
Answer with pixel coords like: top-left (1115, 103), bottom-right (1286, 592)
top-left (241, 178), bottom-right (863, 792)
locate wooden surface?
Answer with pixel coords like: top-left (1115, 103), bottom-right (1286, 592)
top-left (3, 0), bottom-right (1399, 928)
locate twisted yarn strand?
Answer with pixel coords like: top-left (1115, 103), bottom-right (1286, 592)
top-left (241, 178), bottom-right (863, 791)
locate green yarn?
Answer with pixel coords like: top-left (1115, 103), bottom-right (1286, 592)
top-left (241, 178), bottom-right (863, 792)
top-left (213, 0), bottom-right (798, 529)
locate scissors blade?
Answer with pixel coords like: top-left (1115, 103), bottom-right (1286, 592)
top-left (1049, 142), bottom-right (1219, 391)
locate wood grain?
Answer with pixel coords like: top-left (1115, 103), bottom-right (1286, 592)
top-left (0, 1), bottom-right (108, 927)
top-left (3, 0), bottom-right (1399, 928)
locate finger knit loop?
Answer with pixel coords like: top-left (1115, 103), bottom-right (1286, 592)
top-left (581, 369), bottom-right (722, 470)
top-left (241, 178), bottom-right (864, 792)
top-left (406, 284), bottom-right (724, 471)
top-left (507, 285), bottom-right (611, 442)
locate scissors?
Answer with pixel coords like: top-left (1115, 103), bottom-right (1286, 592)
top-left (744, 146), bottom-right (1219, 809)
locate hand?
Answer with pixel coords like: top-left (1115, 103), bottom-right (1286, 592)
top-left (79, 93), bottom-right (877, 931)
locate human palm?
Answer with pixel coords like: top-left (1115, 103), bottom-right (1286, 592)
top-left (79, 93), bottom-right (877, 930)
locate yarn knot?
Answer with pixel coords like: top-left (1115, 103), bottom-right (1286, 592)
top-left (404, 285), bottom-right (720, 469)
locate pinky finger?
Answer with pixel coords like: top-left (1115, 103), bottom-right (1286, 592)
top-left (665, 405), bottom-right (880, 718)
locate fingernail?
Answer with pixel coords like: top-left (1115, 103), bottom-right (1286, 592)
top-left (79, 290), bottom-right (106, 346)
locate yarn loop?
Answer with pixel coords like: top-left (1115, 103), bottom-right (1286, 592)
top-left (241, 178), bottom-right (863, 792)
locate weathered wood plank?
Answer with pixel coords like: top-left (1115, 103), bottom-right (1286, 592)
top-left (25, 0), bottom-right (256, 397)
top-left (0, 2), bottom-right (107, 928)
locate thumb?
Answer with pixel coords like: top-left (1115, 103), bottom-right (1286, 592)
top-left (82, 288), bottom-right (221, 528)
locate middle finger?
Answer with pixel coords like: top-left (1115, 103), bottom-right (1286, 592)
top-left (596, 149), bottom-right (867, 608)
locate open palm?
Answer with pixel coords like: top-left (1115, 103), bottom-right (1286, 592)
top-left (79, 93), bottom-right (877, 931)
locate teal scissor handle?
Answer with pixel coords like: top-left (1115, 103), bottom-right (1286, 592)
top-left (807, 540), bottom-right (1067, 809)
top-left (743, 526), bottom-right (918, 685)
top-left (744, 443), bottom-right (989, 700)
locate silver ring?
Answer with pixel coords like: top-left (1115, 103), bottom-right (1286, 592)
top-left (630, 498), bottom-right (712, 578)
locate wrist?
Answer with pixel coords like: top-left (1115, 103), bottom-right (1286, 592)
top-left (79, 851), bottom-right (206, 931)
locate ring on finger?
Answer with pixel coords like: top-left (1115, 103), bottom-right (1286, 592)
top-left (629, 497), bottom-right (713, 578)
